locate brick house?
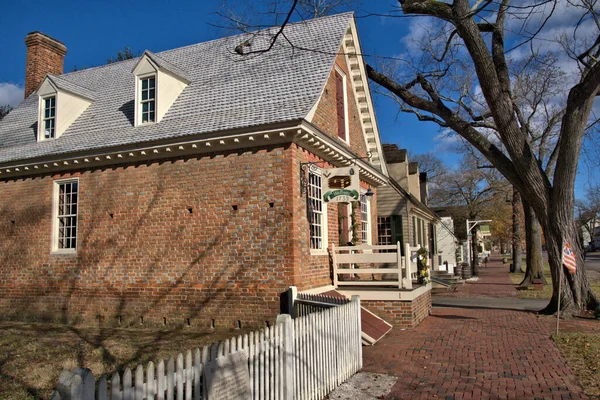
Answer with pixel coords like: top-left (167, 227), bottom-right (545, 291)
top-left (0, 13), bottom-right (398, 329)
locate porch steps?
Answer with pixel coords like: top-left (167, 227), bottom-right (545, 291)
top-left (323, 290), bottom-right (393, 346)
top-left (430, 270), bottom-right (464, 291)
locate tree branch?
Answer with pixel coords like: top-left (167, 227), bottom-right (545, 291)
top-left (366, 63), bottom-right (522, 187)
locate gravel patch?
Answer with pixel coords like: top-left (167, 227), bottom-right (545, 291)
top-left (328, 372), bottom-right (397, 399)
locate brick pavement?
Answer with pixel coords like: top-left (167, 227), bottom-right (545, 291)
top-left (361, 257), bottom-right (592, 399)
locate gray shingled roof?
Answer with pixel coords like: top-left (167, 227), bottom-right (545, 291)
top-left (136, 51), bottom-right (191, 83)
top-left (0, 13), bottom-right (353, 165)
top-left (47, 75), bottom-right (96, 101)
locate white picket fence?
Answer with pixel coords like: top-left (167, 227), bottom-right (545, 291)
top-left (52, 297), bottom-right (362, 400)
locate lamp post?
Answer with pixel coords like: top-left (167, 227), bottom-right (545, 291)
top-left (466, 219), bottom-right (492, 273)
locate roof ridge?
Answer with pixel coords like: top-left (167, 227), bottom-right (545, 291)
top-left (60, 12), bottom-right (355, 79)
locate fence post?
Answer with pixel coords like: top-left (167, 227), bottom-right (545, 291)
top-left (396, 241), bottom-right (402, 289)
top-left (331, 243), bottom-right (338, 287)
top-left (404, 243), bottom-right (413, 289)
top-left (288, 286), bottom-right (298, 319)
top-left (276, 314), bottom-right (295, 400)
top-left (351, 296), bottom-right (363, 370)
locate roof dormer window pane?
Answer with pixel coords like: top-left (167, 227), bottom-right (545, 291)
top-left (43, 96), bottom-right (56, 139)
top-left (140, 76), bottom-right (156, 123)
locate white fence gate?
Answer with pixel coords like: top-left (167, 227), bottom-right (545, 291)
top-left (52, 297), bottom-right (362, 400)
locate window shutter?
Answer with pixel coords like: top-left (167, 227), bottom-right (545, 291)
top-left (335, 72), bottom-right (345, 139)
top-left (339, 204), bottom-right (349, 244)
top-left (391, 216), bottom-right (404, 255)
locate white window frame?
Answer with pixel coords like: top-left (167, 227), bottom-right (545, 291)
top-left (136, 73), bottom-right (157, 126)
top-left (52, 178), bottom-right (79, 253)
top-left (333, 65), bottom-right (350, 145)
top-left (38, 94), bottom-right (57, 141)
top-left (308, 169), bottom-right (328, 254)
top-left (360, 191), bottom-right (371, 245)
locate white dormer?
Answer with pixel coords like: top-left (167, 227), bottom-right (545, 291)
top-left (36, 75), bottom-right (95, 141)
top-left (132, 51), bottom-right (190, 127)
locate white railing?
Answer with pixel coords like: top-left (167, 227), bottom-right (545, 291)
top-left (52, 298), bottom-right (362, 400)
top-left (331, 242), bottom-right (419, 289)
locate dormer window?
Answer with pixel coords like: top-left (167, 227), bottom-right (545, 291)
top-left (36, 75), bottom-right (95, 142)
top-left (140, 76), bottom-right (156, 124)
top-left (43, 96), bottom-right (56, 139)
top-left (132, 51), bottom-right (190, 127)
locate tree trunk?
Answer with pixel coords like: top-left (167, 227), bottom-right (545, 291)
top-left (472, 229), bottom-right (480, 276)
top-left (538, 212), bottom-right (598, 315)
top-left (520, 199), bottom-right (546, 286)
top-left (512, 188), bottom-right (523, 273)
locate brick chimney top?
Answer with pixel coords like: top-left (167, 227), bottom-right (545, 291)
top-left (24, 32), bottom-right (67, 99)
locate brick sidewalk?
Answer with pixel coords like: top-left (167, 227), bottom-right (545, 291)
top-left (362, 257), bottom-right (591, 399)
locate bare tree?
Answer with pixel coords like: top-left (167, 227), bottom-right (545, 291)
top-left (433, 154), bottom-right (505, 274)
top-left (576, 184), bottom-right (600, 250)
top-left (364, 0), bottom-right (600, 315)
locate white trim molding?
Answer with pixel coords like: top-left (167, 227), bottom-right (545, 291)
top-left (0, 121), bottom-right (388, 187)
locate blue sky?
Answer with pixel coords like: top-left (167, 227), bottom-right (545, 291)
top-left (0, 0), bottom-right (596, 198)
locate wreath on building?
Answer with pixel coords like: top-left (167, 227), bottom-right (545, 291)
top-left (416, 247), bottom-right (430, 285)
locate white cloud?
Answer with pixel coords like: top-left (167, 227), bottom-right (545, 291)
top-left (433, 130), bottom-right (464, 153)
top-left (0, 83), bottom-right (24, 107)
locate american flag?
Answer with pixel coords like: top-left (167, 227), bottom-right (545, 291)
top-left (562, 242), bottom-right (577, 274)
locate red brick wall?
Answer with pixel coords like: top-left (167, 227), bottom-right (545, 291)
top-left (0, 146), bottom-right (298, 329)
top-left (290, 144), bottom-right (378, 290)
top-left (310, 52), bottom-right (369, 158)
top-left (362, 289), bottom-right (431, 328)
top-left (0, 138), bottom-right (381, 327)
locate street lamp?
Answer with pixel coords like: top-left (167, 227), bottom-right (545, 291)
top-left (465, 219), bottom-right (492, 270)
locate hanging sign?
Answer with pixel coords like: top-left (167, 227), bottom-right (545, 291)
top-left (322, 167), bottom-right (360, 203)
top-left (479, 224), bottom-right (491, 238)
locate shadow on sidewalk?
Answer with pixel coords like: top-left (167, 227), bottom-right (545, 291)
top-left (432, 302), bottom-right (544, 313)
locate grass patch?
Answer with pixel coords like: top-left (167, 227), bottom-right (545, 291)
top-left (508, 258), bottom-right (600, 299)
top-left (553, 333), bottom-right (600, 399)
top-left (508, 258), bottom-right (553, 299)
top-left (0, 321), bottom-right (252, 399)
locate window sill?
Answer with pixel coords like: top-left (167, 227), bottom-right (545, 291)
top-left (310, 250), bottom-right (329, 256)
top-left (135, 122), bottom-right (156, 127)
top-left (51, 249), bottom-right (77, 256)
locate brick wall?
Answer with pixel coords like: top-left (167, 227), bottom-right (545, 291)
top-left (291, 144), bottom-right (378, 291)
top-left (0, 145), bottom-right (298, 329)
top-left (310, 52), bottom-right (369, 158)
top-left (0, 141), bottom-right (381, 328)
top-left (362, 289), bottom-right (432, 329)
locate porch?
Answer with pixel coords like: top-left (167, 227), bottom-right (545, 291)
top-left (324, 242), bottom-right (432, 329)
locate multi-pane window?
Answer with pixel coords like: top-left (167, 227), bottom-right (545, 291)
top-left (308, 172), bottom-right (324, 250)
top-left (377, 217), bottom-right (392, 245)
top-left (361, 194), bottom-right (369, 244)
top-left (140, 76), bottom-right (156, 123)
top-left (43, 96), bottom-right (56, 139)
top-left (55, 180), bottom-right (78, 250)
top-left (412, 216), bottom-right (417, 246)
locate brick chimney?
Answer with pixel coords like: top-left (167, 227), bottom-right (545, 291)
top-left (24, 32), bottom-right (67, 99)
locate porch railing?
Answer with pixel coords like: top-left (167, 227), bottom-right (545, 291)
top-left (331, 242), bottom-right (418, 289)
